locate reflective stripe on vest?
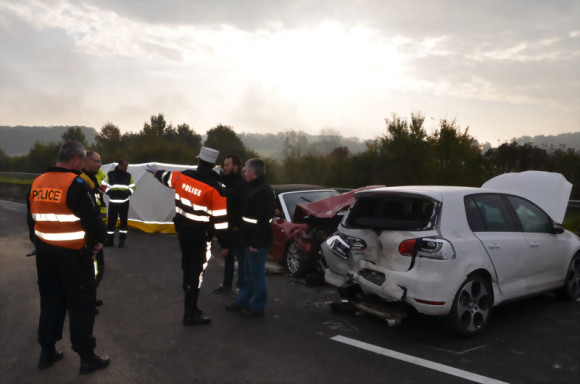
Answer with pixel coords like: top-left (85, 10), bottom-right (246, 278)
top-left (242, 216), bottom-right (272, 224)
top-left (242, 216), bottom-right (258, 224)
top-left (169, 171), bottom-right (228, 229)
top-left (30, 172), bottom-right (87, 250)
top-left (32, 213), bottom-right (80, 222)
top-left (109, 197), bottom-right (131, 203)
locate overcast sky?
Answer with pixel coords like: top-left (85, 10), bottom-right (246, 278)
top-left (1, 0), bottom-right (579, 145)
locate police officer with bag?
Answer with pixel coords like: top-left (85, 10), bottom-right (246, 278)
top-left (26, 141), bottom-right (110, 375)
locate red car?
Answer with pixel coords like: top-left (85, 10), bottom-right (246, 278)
top-left (269, 185), bottom-right (339, 273)
top-left (270, 184), bottom-right (384, 278)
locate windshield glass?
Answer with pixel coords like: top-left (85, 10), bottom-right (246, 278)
top-left (281, 190), bottom-right (339, 221)
top-left (345, 195), bottom-right (437, 230)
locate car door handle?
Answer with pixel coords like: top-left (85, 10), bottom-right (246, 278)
top-left (529, 242), bottom-right (540, 248)
top-left (488, 243), bottom-right (500, 249)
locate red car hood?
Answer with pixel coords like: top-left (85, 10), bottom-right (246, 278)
top-left (293, 186), bottom-right (385, 222)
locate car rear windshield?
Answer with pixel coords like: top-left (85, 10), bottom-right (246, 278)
top-left (282, 190), bottom-right (339, 220)
top-left (344, 195), bottom-right (437, 230)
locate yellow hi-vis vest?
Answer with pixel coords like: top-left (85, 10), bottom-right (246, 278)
top-left (30, 172), bottom-right (86, 250)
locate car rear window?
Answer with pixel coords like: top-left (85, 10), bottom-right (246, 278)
top-left (282, 190), bottom-right (339, 220)
top-left (344, 196), bottom-right (437, 230)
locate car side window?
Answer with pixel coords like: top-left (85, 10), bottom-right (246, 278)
top-left (465, 194), bottom-right (517, 232)
top-left (505, 195), bottom-right (552, 233)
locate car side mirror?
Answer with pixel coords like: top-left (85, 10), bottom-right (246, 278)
top-left (552, 222), bottom-right (565, 234)
top-left (274, 209), bottom-right (281, 219)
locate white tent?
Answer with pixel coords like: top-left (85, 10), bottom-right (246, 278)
top-left (101, 162), bottom-right (215, 233)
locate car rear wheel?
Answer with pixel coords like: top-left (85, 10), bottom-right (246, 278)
top-left (448, 275), bottom-right (492, 337)
top-left (285, 241), bottom-right (309, 277)
top-left (557, 253), bottom-right (580, 299)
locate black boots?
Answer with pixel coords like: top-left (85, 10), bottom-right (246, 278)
top-left (38, 347), bottom-right (64, 369)
top-left (79, 352), bottom-right (110, 375)
top-left (183, 286), bottom-right (211, 326)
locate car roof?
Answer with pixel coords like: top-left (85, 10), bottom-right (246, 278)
top-left (355, 185), bottom-right (484, 202)
top-left (271, 184), bottom-right (330, 194)
top-left (353, 171), bottom-right (572, 223)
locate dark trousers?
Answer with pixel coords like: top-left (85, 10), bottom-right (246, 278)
top-left (35, 243), bottom-right (96, 355)
top-left (94, 249), bottom-right (104, 288)
top-left (107, 201), bottom-right (129, 240)
top-left (177, 228), bottom-right (211, 291)
top-left (222, 230), bottom-right (246, 289)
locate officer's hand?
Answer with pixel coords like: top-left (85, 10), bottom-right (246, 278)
top-left (91, 243), bottom-right (103, 260)
top-left (219, 248), bottom-right (229, 258)
top-left (146, 163), bottom-right (158, 175)
top-left (249, 246), bottom-right (258, 253)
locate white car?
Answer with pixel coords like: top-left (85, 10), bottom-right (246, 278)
top-left (322, 171), bottom-right (580, 336)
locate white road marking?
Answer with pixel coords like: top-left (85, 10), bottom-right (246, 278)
top-left (331, 335), bottom-right (509, 384)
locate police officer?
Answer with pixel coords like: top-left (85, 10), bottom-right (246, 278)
top-left (146, 146), bottom-right (229, 326)
top-left (27, 141), bottom-right (109, 375)
top-left (80, 151), bottom-right (107, 309)
top-left (103, 159), bottom-right (135, 247)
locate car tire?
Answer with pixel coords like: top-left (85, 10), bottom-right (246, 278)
top-left (556, 253), bottom-right (580, 300)
top-left (285, 241), bottom-right (309, 277)
top-left (448, 275), bottom-right (493, 337)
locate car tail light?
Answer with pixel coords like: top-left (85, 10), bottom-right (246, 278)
top-left (398, 238), bottom-right (455, 260)
top-left (398, 239), bottom-right (417, 256)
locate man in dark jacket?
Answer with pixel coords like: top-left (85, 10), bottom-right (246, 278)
top-left (213, 155), bottom-right (246, 295)
top-left (103, 159), bottom-right (135, 247)
top-left (80, 151), bottom-right (107, 310)
top-left (146, 146), bottom-right (229, 326)
top-left (226, 158), bottom-right (274, 316)
top-left (27, 141), bottom-right (109, 374)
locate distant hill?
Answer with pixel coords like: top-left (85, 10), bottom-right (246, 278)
top-left (239, 131), bottom-right (370, 160)
top-left (0, 126), bottom-right (97, 156)
top-left (0, 126), bottom-right (578, 158)
top-left (512, 132), bottom-right (580, 151)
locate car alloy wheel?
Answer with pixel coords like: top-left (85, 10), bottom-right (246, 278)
top-left (285, 241), bottom-right (308, 277)
top-left (449, 275), bottom-right (492, 337)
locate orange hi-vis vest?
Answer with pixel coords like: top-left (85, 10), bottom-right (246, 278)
top-left (30, 172), bottom-right (87, 250)
top-left (167, 171), bottom-right (228, 231)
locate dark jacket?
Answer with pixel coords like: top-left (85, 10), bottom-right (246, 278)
top-left (240, 175), bottom-right (274, 248)
top-left (27, 166), bottom-right (106, 249)
top-left (81, 168), bottom-right (106, 219)
top-left (105, 167), bottom-right (134, 203)
top-left (222, 171), bottom-right (244, 230)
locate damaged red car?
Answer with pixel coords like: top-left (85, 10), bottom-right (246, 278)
top-left (271, 185), bottom-right (383, 277)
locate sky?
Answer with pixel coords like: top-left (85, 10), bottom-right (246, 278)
top-left (0, 0), bottom-right (579, 146)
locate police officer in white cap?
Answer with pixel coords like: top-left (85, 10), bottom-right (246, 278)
top-left (146, 146), bottom-right (229, 325)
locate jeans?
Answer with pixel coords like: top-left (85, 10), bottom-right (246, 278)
top-left (234, 246), bottom-right (269, 312)
top-left (222, 230), bottom-right (246, 290)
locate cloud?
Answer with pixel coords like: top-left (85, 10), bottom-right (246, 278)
top-left (0, 0), bottom-right (578, 145)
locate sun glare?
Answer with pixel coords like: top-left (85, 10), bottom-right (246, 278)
top-left (250, 22), bottom-right (406, 100)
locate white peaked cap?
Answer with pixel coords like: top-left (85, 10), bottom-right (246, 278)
top-left (198, 146), bottom-right (219, 164)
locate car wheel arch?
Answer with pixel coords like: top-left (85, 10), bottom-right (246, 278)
top-left (447, 271), bottom-right (495, 337)
top-left (466, 269), bottom-right (495, 305)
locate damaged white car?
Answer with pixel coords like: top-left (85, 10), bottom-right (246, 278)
top-left (322, 171), bottom-right (580, 336)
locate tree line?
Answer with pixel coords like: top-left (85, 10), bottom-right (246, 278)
top-left (1, 112), bottom-right (578, 198)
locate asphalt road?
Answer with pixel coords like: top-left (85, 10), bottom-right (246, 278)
top-left (1, 200), bottom-right (579, 384)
